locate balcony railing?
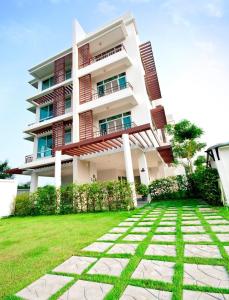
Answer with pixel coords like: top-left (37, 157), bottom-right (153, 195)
top-left (79, 44), bottom-right (126, 68)
top-left (25, 155), bottom-right (33, 163)
top-left (80, 122), bottom-right (137, 141)
top-left (81, 82), bottom-right (133, 104)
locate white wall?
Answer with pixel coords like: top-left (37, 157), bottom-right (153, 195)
top-left (0, 179), bottom-right (17, 217)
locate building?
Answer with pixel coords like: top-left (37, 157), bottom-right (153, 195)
top-left (8, 13), bottom-right (175, 205)
top-left (206, 142), bottom-right (229, 206)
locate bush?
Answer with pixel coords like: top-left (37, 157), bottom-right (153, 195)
top-left (187, 168), bottom-right (221, 205)
top-left (14, 193), bottom-right (34, 216)
top-left (149, 175), bottom-right (188, 200)
top-left (33, 185), bottom-right (57, 215)
top-left (136, 184), bottom-right (149, 197)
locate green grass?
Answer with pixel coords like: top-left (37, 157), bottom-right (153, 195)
top-left (0, 211), bottom-right (131, 299)
top-left (1, 199), bottom-right (229, 300)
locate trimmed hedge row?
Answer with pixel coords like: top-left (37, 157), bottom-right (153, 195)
top-left (149, 169), bottom-right (222, 206)
top-left (14, 180), bottom-right (134, 216)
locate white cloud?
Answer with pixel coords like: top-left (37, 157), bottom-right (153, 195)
top-left (97, 0), bottom-right (116, 14)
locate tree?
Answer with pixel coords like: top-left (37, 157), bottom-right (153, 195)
top-left (0, 160), bottom-right (13, 179)
top-left (194, 155), bottom-right (206, 172)
top-left (166, 119), bottom-right (206, 174)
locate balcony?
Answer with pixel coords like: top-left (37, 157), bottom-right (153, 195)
top-left (78, 45), bottom-right (131, 78)
top-left (78, 82), bottom-right (138, 114)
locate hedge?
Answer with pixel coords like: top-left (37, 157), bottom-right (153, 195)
top-left (14, 180), bottom-right (134, 216)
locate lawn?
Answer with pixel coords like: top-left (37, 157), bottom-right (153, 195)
top-left (0, 210), bottom-right (131, 299)
top-left (1, 199), bottom-right (229, 300)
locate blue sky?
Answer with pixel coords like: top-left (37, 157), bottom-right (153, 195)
top-left (0, 0), bottom-right (228, 183)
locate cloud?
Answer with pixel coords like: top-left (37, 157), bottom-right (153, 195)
top-left (97, 0), bottom-right (116, 14)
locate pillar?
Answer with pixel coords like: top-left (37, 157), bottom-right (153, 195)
top-left (73, 156), bottom-right (79, 183)
top-left (55, 150), bottom-right (62, 188)
top-left (30, 172), bottom-right (38, 193)
top-left (122, 133), bottom-right (137, 207)
top-left (138, 151), bottom-right (150, 185)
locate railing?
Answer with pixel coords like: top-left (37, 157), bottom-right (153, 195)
top-left (79, 44), bottom-right (126, 68)
top-left (81, 82), bottom-right (133, 104)
top-left (25, 155), bottom-right (33, 163)
top-left (80, 122), bottom-right (137, 140)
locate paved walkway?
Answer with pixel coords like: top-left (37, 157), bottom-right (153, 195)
top-left (16, 201), bottom-right (229, 300)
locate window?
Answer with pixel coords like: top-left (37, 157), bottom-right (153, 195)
top-left (99, 111), bottom-right (131, 135)
top-left (64, 128), bottom-right (72, 144)
top-left (42, 76), bottom-right (54, 90)
top-left (97, 72), bottom-right (126, 97)
top-left (65, 69), bottom-right (72, 80)
top-left (37, 135), bottom-right (52, 158)
top-left (39, 104), bottom-right (53, 121)
top-left (65, 96), bottom-right (71, 113)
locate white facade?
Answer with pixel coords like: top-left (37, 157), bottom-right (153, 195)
top-left (11, 13), bottom-right (177, 204)
top-left (0, 179), bottom-right (17, 217)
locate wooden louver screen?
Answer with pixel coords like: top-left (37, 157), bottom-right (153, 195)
top-left (52, 121), bottom-right (65, 154)
top-left (79, 110), bottom-right (93, 141)
top-left (54, 57), bottom-right (65, 84)
top-left (139, 41), bottom-right (161, 101)
top-left (78, 43), bottom-right (90, 68)
top-left (79, 74), bottom-right (92, 104)
top-left (157, 145), bottom-right (174, 164)
top-left (53, 86), bottom-right (65, 117)
top-left (151, 105), bottom-right (167, 129)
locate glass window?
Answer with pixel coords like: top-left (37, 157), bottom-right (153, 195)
top-left (99, 111), bottom-right (131, 135)
top-left (37, 135), bottom-right (53, 158)
top-left (97, 72), bottom-right (126, 97)
top-left (64, 128), bottom-right (72, 144)
top-left (40, 104), bottom-right (53, 121)
top-left (42, 76), bottom-right (54, 90)
top-left (65, 69), bottom-right (71, 80)
top-left (65, 97), bottom-right (71, 112)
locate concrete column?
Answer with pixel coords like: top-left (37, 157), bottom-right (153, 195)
top-left (122, 133), bottom-right (137, 207)
top-left (138, 151), bottom-right (150, 185)
top-left (89, 162), bottom-right (97, 182)
top-left (30, 172), bottom-right (38, 193)
top-left (73, 156), bottom-right (79, 183)
top-left (55, 151), bottom-right (62, 188)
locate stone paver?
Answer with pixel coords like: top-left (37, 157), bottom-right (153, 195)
top-left (183, 290), bottom-right (229, 300)
top-left (204, 215), bottom-right (223, 219)
top-left (119, 222), bottom-right (135, 227)
top-left (83, 242), bottom-right (113, 252)
top-left (97, 233), bottom-right (121, 241)
top-left (184, 244), bottom-right (221, 258)
top-left (58, 280), bottom-right (113, 300)
top-left (110, 227), bottom-right (128, 233)
top-left (143, 217), bottom-right (157, 221)
top-left (182, 220), bottom-right (201, 225)
top-left (107, 243), bottom-right (138, 255)
top-left (224, 246), bottom-right (229, 255)
top-left (211, 225), bottom-right (229, 232)
top-left (160, 221), bottom-right (176, 226)
top-left (131, 227), bottom-right (151, 233)
top-left (182, 226), bottom-right (205, 233)
top-left (123, 234), bottom-right (146, 242)
top-left (53, 256), bottom-right (97, 274)
top-left (125, 218), bottom-right (140, 221)
top-left (87, 258), bottom-right (129, 277)
top-left (132, 259), bottom-right (175, 283)
top-left (156, 227), bottom-right (176, 233)
top-left (120, 285), bottom-right (172, 300)
top-left (138, 221), bottom-right (154, 226)
top-left (152, 235), bottom-right (176, 242)
top-left (145, 244), bottom-right (176, 256)
top-left (183, 234), bottom-right (212, 242)
top-left (16, 274), bottom-right (73, 300)
top-left (183, 263), bottom-right (229, 288)
top-left (217, 233), bottom-right (229, 242)
top-left (207, 220), bottom-right (229, 225)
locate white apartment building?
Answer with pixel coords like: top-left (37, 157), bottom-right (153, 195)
top-left (8, 13), bottom-right (176, 202)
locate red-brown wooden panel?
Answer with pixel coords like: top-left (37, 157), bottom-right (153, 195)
top-left (157, 145), bottom-right (174, 164)
top-left (78, 43), bottom-right (90, 68)
top-left (79, 110), bottom-right (93, 140)
top-left (53, 86), bottom-right (65, 117)
top-left (52, 121), bottom-right (65, 155)
top-left (139, 41), bottom-right (161, 101)
top-left (151, 105), bottom-right (167, 129)
top-left (79, 74), bottom-right (92, 104)
top-left (54, 56), bottom-right (65, 84)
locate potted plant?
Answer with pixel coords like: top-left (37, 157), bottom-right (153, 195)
top-left (136, 184), bottom-right (149, 201)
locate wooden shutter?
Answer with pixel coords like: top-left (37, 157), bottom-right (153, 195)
top-left (79, 110), bottom-right (93, 140)
top-left (78, 43), bottom-right (90, 68)
top-left (53, 86), bottom-right (65, 117)
top-left (151, 105), bottom-right (167, 129)
top-left (79, 74), bottom-right (92, 104)
top-left (52, 121), bottom-right (65, 154)
top-left (54, 57), bottom-right (65, 84)
top-left (157, 145), bottom-right (174, 164)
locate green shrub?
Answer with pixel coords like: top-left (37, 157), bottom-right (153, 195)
top-left (33, 185), bottom-right (57, 215)
top-left (187, 168), bottom-right (221, 205)
top-left (14, 193), bottom-right (34, 216)
top-left (60, 184), bottom-right (74, 214)
top-left (136, 184), bottom-right (149, 197)
top-left (149, 175), bottom-right (188, 200)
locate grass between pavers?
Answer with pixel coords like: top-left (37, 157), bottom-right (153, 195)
top-left (2, 199), bottom-right (229, 300)
top-left (0, 210), bottom-right (134, 299)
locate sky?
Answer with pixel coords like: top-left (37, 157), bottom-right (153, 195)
top-left (0, 0), bottom-right (228, 184)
